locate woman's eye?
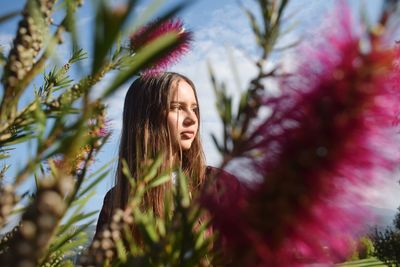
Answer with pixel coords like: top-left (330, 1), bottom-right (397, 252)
top-left (171, 105), bottom-right (181, 110)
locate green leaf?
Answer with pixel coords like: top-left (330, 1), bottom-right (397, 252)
top-left (33, 98), bottom-right (46, 142)
top-left (0, 45), bottom-right (6, 66)
top-left (147, 173), bottom-right (170, 188)
top-left (0, 10), bottom-right (20, 24)
top-left (49, 222), bottom-right (93, 254)
top-left (137, 213), bottom-right (159, 243)
top-left (143, 155), bottom-right (163, 183)
top-left (0, 132), bottom-right (35, 147)
top-left (92, 0), bottom-right (138, 74)
top-left (70, 191), bottom-right (97, 211)
top-left (63, 0), bottom-right (81, 66)
top-left (238, 91), bottom-right (250, 115)
top-left (122, 159), bottom-right (136, 188)
top-left (57, 210), bottom-right (98, 236)
top-left (177, 169), bottom-right (190, 208)
top-left (101, 32), bottom-right (181, 98)
top-left (242, 4), bottom-right (263, 47)
top-left (58, 191), bottom-right (98, 236)
top-left (210, 134), bottom-right (224, 154)
top-left (224, 96), bottom-right (233, 124)
top-left (86, 157), bottom-right (116, 179)
top-left (0, 153), bottom-right (10, 160)
top-left (115, 238), bottom-right (128, 262)
top-left (76, 170), bottom-right (109, 198)
top-left (69, 48), bottom-right (88, 64)
top-left (58, 118), bottom-right (89, 158)
top-left (59, 260), bottom-right (74, 267)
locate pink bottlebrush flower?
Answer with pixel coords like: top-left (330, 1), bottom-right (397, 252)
top-left (202, 3), bottom-right (400, 266)
top-left (97, 123), bottom-right (110, 138)
top-left (99, 118), bottom-right (113, 138)
top-left (88, 118), bottom-right (111, 138)
top-left (129, 18), bottom-right (192, 76)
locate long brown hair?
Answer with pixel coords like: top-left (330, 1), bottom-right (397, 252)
top-left (113, 72), bottom-right (206, 217)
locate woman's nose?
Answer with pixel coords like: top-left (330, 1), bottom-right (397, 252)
top-left (183, 110), bottom-right (197, 125)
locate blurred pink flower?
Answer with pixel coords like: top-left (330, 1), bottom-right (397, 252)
top-left (88, 117), bottom-right (111, 138)
top-left (98, 126), bottom-right (109, 138)
top-left (130, 19), bottom-right (192, 76)
top-left (203, 3), bottom-right (400, 266)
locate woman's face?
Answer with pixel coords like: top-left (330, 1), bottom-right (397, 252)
top-left (167, 79), bottom-right (198, 151)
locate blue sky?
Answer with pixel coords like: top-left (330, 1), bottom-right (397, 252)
top-left (1, 0), bottom-right (399, 225)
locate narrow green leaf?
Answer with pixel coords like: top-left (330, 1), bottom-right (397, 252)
top-left (57, 211), bottom-right (98, 235)
top-left (177, 169), bottom-right (190, 208)
top-left (70, 191), bottom-right (97, 210)
top-left (92, 0), bottom-right (138, 74)
top-left (224, 97), bottom-right (232, 124)
top-left (33, 98), bottom-right (46, 141)
top-left (122, 159), bottom-right (136, 188)
top-left (147, 173), bottom-right (170, 188)
top-left (115, 238), bottom-right (128, 262)
top-left (138, 215), bottom-right (159, 243)
top-left (86, 158), bottom-right (116, 179)
top-left (50, 222), bottom-right (93, 254)
top-left (0, 154), bottom-right (10, 160)
top-left (0, 10), bottom-right (20, 24)
top-left (77, 170), bottom-right (109, 198)
top-left (101, 32), bottom-right (180, 98)
top-left (242, 5), bottom-right (263, 46)
top-left (0, 46), bottom-right (6, 66)
top-left (143, 155), bottom-right (163, 183)
top-left (64, 0), bottom-right (80, 65)
top-left (0, 132), bottom-right (35, 147)
top-left (210, 134), bottom-right (224, 154)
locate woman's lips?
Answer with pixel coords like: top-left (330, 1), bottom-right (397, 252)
top-left (181, 131), bottom-right (195, 139)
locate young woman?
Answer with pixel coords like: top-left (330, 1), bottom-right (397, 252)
top-left (94, 72), bottom-right (215, 239)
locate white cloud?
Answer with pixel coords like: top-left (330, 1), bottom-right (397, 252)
top-left (357, 173), bottom-right (399, 210)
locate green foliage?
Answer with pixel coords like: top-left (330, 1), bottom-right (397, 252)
top-left (358, 236), bottom-right (375, 260)
top-left (0, 0), bottom-right (193, 266)
top-left (394, 206), bottom-right (400, 231)
top-left (0, 10), bottom-right (20, 24)
top-left (81, 159), bottom-right (212, 266)
top-left (348, 236), bottom-right (375, 261)
top-left (371, 206), bottom-right (400, 266)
